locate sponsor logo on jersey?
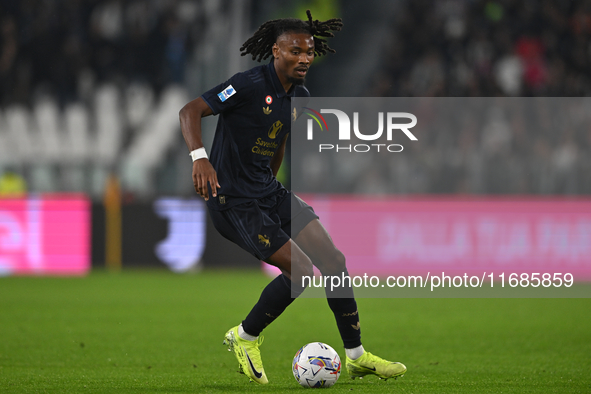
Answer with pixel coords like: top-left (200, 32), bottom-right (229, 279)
top-left (217, 85), bottom-right (236, 102)
top-left (263, 106), bottom-right (272, 115)
top-left (268, 120), bottom-right (283, 139)
top-left (252, 138), bottom-right (278, 157)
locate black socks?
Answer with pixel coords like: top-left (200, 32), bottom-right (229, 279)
top-left (242, 274), bottom-right (300, 336)
top-left (324, 271), bottom-right (362, 349)
top-left (241, 271), bottom-right (362, 349)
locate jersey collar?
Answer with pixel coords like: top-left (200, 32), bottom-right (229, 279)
top-left (268, 60), bottom-right (296, 98)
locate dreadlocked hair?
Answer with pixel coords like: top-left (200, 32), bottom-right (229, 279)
top-left (240, 9), bottom-right (343, 62)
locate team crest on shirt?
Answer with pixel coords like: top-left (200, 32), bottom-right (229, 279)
top-left (268, 120), bottom-right (283, 139)
top-left (258, 234), bottom-right (271, 247)
top-left (217, 85), bottom-right (236, 102)
top-left (265, 95), bottom-right (273, 105)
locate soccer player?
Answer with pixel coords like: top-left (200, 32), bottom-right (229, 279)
top-left (179, 10), bottom-right (406, 384)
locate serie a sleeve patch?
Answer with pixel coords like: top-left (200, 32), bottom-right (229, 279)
top-left (217, 85), bottom-right (237, 102)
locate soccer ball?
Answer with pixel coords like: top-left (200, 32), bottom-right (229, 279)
top-left (292, 342), bottom-right (341, 388)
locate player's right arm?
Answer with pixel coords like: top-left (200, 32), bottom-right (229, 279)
top-left (179, 97), bottom-right (220, 201)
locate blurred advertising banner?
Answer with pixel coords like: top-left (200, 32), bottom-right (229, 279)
top-left (153, 198), bottom-right (206, 272)
top-left (90, 197), bottom-right (259, 271)
top-left (291, 97), bottom-right (591, 297)
top-left (0, 195), bottom-right (90, 275)
top-left (290, 97), bottom-right (591, 195)
top-left (292, 195), bottom-right (591, 298)
top-left (299, 195), bottom-right (591, 280)
top-left (91, 198), bottom-right (207, 271)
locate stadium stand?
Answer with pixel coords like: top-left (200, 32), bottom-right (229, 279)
top-left (0, 0), bottom-right (590, 198)
top-left (298, 0), bottom-right (591, 196)
top-left (0, 0), bottom-right (248, 200)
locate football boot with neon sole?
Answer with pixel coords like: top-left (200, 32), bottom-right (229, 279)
top-left (346, 351), bottom-right (406, 380)
top-left (223, 326), bottom-right (268, 384)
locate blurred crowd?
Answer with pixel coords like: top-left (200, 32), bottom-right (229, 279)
top-left (368, 0), bottom-right (591, 97)
top-left (352, 0), bottom-right (591, 195)
top-left (294, 97), bottom-right (591, 196)
top-left (1, 0), bottom-right (590, 197)
top-left (0, 0), bottom-right (202, 108)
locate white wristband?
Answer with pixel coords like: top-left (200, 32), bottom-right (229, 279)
top-left (189, 147), bottom-right (208, 162)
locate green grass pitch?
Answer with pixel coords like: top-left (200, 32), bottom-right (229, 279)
top-left (1, 269), bottom-right (590, 393)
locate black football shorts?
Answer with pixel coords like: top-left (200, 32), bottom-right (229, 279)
top-left (207, 189), bottom-right (318, 261)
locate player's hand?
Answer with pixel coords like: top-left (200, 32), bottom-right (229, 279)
top-left (192, 159), bottom-right (220, 201)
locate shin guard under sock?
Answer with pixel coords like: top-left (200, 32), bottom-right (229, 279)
top-left (323, 270), bottom-right (362, 349)
top-left (241, 274), bottom-right (303, 337)
top-left (326, 296), bottom-right (362, 349)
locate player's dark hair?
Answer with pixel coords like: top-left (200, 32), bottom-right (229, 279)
top-left (240, 9), bottom-right (343, 62)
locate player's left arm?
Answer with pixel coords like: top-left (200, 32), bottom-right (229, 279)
top-left (270, 133), bottom-right (289, 177)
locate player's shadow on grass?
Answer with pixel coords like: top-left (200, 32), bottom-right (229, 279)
top-left (200, 383), bottom-right (303, 392)
top-left (199, 378), bottom-right (386, 392)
